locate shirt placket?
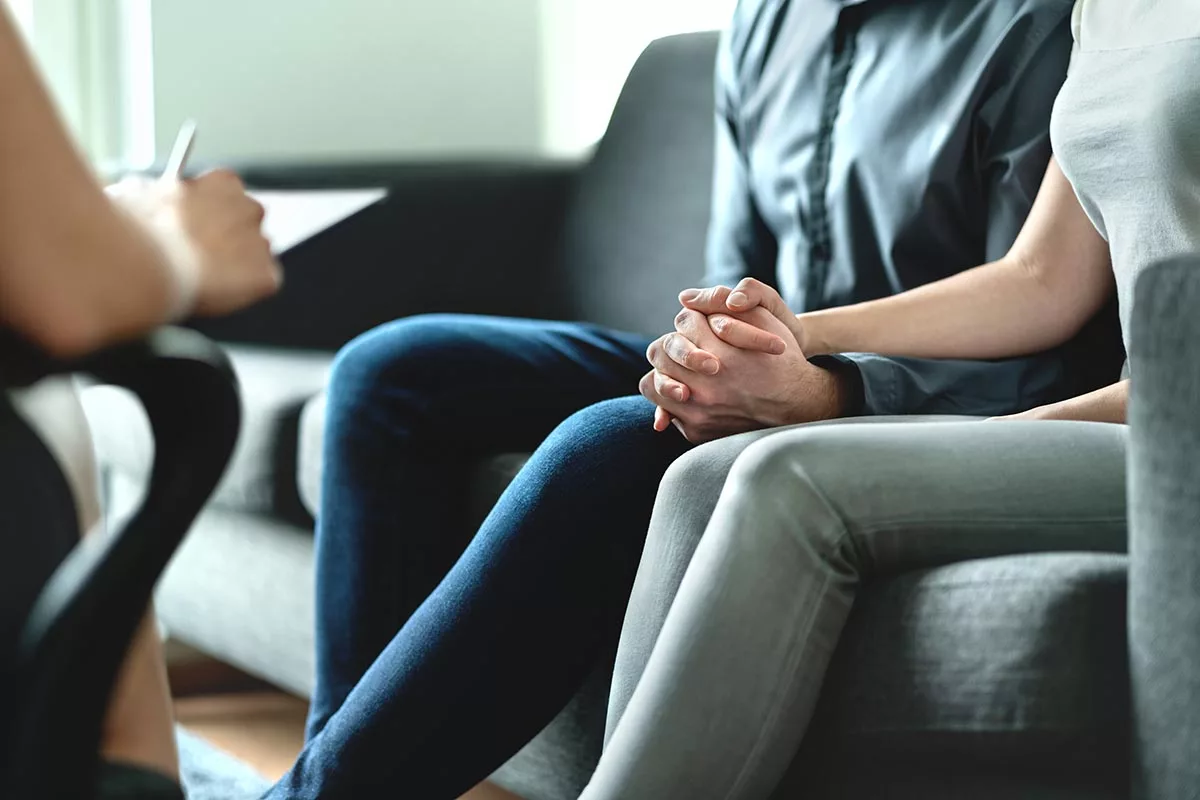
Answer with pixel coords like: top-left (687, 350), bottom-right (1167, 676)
top-left (802, 7), bottom-right (861, 311)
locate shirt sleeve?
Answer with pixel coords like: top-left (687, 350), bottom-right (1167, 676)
top-left (703, 26), bottom-right (778, 289)
top-left (819, 352), bottom-right (1069, 417)
top-left (817, 8), bottom-right (1076, 418)
top-left (976, 9), bottom-right (1074, 262)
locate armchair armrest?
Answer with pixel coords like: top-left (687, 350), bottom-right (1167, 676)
top-left (1127, 255), bottom-right (1200, 798)
top-left (187, 159), bottom-right (581, 351)
top-left (0, 328), bottom-right (240, 800)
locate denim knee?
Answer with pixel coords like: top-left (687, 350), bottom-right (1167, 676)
top-left (327, 314), bottom-right (473, 412)
top-left (536, 396), bottom-right (663, 467)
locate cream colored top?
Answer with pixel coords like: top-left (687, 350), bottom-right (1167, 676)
top-left (1050, 0), bottom-right (1200, 345)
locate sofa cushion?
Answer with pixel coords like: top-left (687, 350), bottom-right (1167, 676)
top-left (785, 552), bottom-right (1130, 797)
top-left (504, 553), bottom-right (1129, 800)
top-left (85, 345), bottom-right (332, 521)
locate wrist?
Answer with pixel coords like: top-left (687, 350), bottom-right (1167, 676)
top-left (777, 362), bottom-right (848, 425)
top-left (153, 228), bottom-right (201, 321)
top-left (131, 208), bottom-right (201, 322)
top-left (797, 311), bottom-right (835, 356)
top-left (109, 182), bottom-right (201, 321)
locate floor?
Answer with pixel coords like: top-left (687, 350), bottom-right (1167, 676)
top-left (171, 653), bottom-right (522, 800)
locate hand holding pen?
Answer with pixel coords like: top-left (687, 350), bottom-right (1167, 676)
top-left (108, 121), bottom-right (282, 318)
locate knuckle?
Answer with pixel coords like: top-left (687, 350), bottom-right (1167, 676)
top-left (676, 309), bottom-right (701, 332)
top-left (639, 372), bottom-right (657, 399)
top-left (665, 334), bottom-right (689, 363)
top-left (206, 168), bottom-right (247, 194)
top-left (248, 197), bottom-right (266, 221)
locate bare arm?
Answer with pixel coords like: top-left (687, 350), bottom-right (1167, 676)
top-left (0, 9), bottom-right (279, 357)
top-left (799, 160), bottom-right (1114, 360)
top-left (996, 379), bottom-right (1128, 424)
top-left (0, 7), bottom-right (179, 355)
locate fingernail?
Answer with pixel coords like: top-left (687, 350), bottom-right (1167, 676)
top-left (728, 291), bottom-right (749, 308)
top-left (673, 387), bottom-right (686, 402)
top-left (770, 339), bottom-right (786, 355)
top-left (679, 289), bottom-right (700, 303)
top-left (703, 359), bottom-right (720, 375)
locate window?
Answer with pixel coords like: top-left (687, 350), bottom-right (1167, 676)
top-left (8, 0), bottom-right (33, 33)
top-left (5, 0), bottom-right (153, 172)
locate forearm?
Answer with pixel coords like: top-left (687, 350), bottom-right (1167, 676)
top-left (0, 9), bottom-right (174, 355)
top-left (799, 258), bottom-right (1065, 359)
top-left (1005, 380), bottom-right (1129, 424)
top-left (799, 160), bottom-right (1114, 362)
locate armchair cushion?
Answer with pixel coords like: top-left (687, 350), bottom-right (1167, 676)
top-left (1128, 256), bottom-right (1200, 796)
top-left (84, 346), bottom-right (332, 522)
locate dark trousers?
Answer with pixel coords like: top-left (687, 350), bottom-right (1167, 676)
top-left (271, 314), bottom-right (691, 799)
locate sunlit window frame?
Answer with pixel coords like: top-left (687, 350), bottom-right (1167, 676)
top-left (7, 0), bottom-right (153, 172)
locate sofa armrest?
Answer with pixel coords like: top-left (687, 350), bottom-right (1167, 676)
top-left (187, 159), bottom-right (580, 351)
top-left (1127, 256), bottom-right (1200, 798)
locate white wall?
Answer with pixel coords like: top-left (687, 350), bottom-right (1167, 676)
top-left (539, 0), bottom-right (735, 156)
top-left (149, 0), bottom-right (545, 163)
top-left (6, 0), bottom-right (33, 32)
top-left (142, 0), bottom-right (734, 164)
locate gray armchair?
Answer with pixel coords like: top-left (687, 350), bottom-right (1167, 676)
top-left (1128, 256), bottom-right (1200, 799)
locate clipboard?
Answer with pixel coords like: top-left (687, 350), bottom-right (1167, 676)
top-left (250, 189), bottom-right (388, 255)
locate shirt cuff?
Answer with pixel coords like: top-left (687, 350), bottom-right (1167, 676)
top-left (809, 354), bottom-right (868, 417)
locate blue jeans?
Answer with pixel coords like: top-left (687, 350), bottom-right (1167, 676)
top-left (269, 315), bottom-right (690, 799)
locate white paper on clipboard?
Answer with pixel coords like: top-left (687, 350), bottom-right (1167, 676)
top-left (249, 189), bottom-right (387, 254)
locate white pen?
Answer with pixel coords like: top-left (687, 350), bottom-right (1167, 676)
top-left (160, 119), bottom-right (198, 184)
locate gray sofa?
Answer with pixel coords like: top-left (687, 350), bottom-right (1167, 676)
top-left (82, 32), bottom-right (1148, 799)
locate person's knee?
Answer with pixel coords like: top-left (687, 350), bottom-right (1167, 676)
top-left (723, 428), bottom-right (858, 567)
top-left (632, 441), bottom-right (742, 602)
top-left (547, 396), bottom-right (657, 452)
top-left (658, 439), bottom-right (741, 503)
top-left (328, 314), bottom-right (469, 406)
top-left (531, 396), bottom-right (684, 487)
top-left (728, 427), bottom-right (849, 490)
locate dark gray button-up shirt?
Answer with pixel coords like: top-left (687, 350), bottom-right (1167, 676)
top-left (706, 0), bottom-right (1075, 415)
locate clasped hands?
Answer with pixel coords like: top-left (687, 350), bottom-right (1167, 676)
top-left (639, 279), bottom-right (844, 444)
